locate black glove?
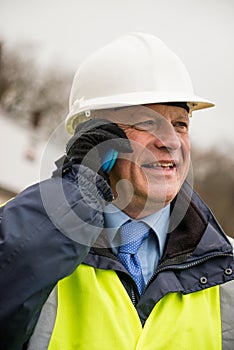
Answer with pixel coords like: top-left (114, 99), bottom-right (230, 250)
top-left (65, 118), bottom-right (133, 182)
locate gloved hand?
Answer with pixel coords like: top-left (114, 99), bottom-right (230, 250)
top-left (65, 118), bottom-right (133, 182)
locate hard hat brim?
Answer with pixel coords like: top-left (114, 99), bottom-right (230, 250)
top-left (66, 91), bottom-right (214, 134)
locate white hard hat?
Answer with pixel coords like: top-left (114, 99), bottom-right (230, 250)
top-left (66, 32), bottom-right (214, 134)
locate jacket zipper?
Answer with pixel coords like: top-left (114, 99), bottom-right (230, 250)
top-left (144, 252), bottom-right (233, 292)
top-left (92, 249), bottom-right (232, 304)
top-left (131, 286), bottom-right (137, 306)
top-left (91, 248), bottom-right (140, 305)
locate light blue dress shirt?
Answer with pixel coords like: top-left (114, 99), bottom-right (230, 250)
top-left (104, 204), bottom-right (170, 285)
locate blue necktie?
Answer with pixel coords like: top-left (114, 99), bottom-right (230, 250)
top-left (117, 220), bottom-right (150, 295)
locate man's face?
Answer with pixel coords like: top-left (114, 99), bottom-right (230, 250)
top-left (106, 104), bottom-right (191, 218)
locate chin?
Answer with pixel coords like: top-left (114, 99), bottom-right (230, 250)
top-left (146, 183), bottom-right (180, 206)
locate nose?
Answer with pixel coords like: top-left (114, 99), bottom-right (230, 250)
top-left (152, 120), bottom-right (181, 150)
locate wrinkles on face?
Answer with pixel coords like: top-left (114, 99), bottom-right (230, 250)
top-left (107, 104), bottom-right (191, 218)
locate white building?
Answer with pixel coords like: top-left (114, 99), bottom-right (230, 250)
top-left (0, 109), bottom-right (64, 204)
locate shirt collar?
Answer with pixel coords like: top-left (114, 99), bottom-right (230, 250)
top-left (104, 204), bottom-right (170, 256)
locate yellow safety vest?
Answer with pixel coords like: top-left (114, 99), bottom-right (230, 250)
top-left (48, 264), bottom-right (222, 350)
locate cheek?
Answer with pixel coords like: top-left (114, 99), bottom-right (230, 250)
top-left (111, 155), bottom-right (136, 176)
top-left (182, 134), bottom-right (190, 151)
top-left (109, 155), bottom-right (143, 191)
top-left (109, 158), bottom-right (130, 183)
top-left (125, 129), bottom-right (148, 147)
top-left (180, 137), bottom-right (191, 178)
top-left (109, 158), bottom-right (133, 202)
top-left (180, 134), bottom-right (190, 159)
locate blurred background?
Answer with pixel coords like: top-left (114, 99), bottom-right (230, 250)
top-left (0, 0), bottom-right (233, 236)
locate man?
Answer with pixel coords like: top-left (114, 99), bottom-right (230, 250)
top-left (0, 32), bottom-right (233, 349)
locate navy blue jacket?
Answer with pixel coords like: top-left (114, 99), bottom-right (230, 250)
top-left (0, 165), bottom-right (233, 350)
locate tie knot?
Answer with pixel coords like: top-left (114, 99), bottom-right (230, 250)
top-left (119, 220), bottom-right (150, 254)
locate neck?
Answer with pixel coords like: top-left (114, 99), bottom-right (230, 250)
top-left (112, 195), bottom-right (169, 219)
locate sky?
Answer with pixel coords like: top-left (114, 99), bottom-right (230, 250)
top-left (0, 0), bottom-right (234, 151)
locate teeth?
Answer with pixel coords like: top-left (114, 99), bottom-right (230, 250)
top-left (144, 162), bottom-right (175, 168)
top-left (158, 162), bottom-right (173, 167)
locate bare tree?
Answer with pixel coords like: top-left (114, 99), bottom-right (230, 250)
top-left (0, 41), bottom-right (73, 139)
top-left (192, 147), bottom-right (234, 238)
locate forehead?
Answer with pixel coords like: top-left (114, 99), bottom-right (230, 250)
top-left (94, 104), bottom-right (189, 124)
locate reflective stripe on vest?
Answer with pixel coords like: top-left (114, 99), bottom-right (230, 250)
top-left (220, 280), bottom-right (234, 350)
top-left (48, 264), bottom-right (222, 350)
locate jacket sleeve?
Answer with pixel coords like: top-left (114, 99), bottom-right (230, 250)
top-left (0, 164), bottom-right (112, 350)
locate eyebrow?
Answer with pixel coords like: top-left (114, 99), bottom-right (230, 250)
top-left (174, 114), bottom-right (190, 120)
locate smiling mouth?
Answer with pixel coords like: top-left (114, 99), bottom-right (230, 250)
top-left (142, 161), bottom-right (176, 169)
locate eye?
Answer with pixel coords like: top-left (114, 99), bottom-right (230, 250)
top-left (132, 120), bottom-right (156, 131)
top-left (173, 121), bottom-right (189, 133)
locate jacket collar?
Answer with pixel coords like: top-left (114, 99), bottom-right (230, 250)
top-left (86, 180), bottom-right (232, 267)
top-left (163, 180), bottom-right (232, 261)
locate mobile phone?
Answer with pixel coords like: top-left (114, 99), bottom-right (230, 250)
top-left (102, 149), bottom-right (119, 173)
